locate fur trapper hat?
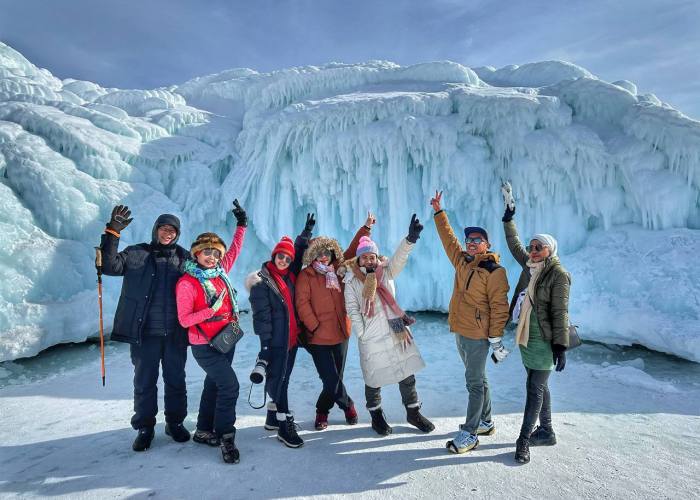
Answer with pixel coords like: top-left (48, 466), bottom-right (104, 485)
top-left (191, 232), bottom-right (226, 256)
top-left (303, 237), bottom-right (345, 266)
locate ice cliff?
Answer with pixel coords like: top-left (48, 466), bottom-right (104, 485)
top-left (1, 42), bottom-right (698, 362)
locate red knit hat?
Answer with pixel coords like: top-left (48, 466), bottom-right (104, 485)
top-left (272, 236), bottom-right (295, 259)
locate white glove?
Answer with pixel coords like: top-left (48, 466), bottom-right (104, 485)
top-left (489, 336), bottom-right (510, 364)
top-left (501, 180), bottom-right (515, 211)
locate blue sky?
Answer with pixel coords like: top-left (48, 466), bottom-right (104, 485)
top-left (1, 0), bottom-right (698, 118)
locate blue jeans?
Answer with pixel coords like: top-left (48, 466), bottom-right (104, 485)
top-left (191, 344), bottom-right (239, 437)
top-left (455, 335), bottom-right (491, 434)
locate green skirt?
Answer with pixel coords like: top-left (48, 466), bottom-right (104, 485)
top-left (519, 314), bottom-right (554, 371)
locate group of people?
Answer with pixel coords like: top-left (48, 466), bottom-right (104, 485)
top-left (100, 187), bottom-right (570, 466)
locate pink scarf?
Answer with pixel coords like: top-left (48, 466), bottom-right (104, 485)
top-left (312, 261), bottom-right (341, 292)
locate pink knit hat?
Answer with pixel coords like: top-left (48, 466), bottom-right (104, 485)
top-left (356, 235), bottom-right (379, 257)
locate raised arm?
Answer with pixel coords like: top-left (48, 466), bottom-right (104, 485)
top-left (503, 220), bottom-right (529, 267)
top-left (344, 212), bottom-right (374, 260)
top-left (290, 213), bottom-right (314, 276)
top-left (387, 214), bottom-right (422, 278)
top-left (100, 205), bottom-right (134, 276)
top-left (431, 191), bottom-right (465, 269)
top-left (220, 199), bottom-right (248, 273)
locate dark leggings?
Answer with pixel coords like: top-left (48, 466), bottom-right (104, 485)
top-left (266, 346), bottom-right (298, 415)
top-left (307, 341), bottom-right (353, 413)
top-left (519, 368), bottom-right (552, 439)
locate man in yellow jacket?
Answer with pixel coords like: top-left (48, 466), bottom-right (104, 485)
top-left (431, 191), bottom-right (510, 453)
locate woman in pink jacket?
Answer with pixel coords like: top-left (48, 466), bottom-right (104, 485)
top-left (176, 200), bottom-right (247, 464)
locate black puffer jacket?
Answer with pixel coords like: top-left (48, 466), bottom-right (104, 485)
top-left (100, 214), bottom-right (190, 345)
top-left (247, 233), bottom-right (309, 349)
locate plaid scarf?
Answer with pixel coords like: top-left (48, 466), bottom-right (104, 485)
top-left (312, 261), bottom-right (341, 292)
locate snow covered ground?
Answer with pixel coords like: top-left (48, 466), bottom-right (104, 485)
top-left (1, 314), bottom-right (698, 499)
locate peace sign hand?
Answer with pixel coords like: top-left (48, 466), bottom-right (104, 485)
top-left (430, 190), bottom-right (443, 213)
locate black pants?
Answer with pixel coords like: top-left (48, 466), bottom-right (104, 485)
top-left (519, 368), bottom-right (552, 439)
top-left (365, 375), bottom-right (419, 410)
top-left (129, 335), bottom-right (187, 430)
top-left (266, 346), bottom-right (298, 415)
top-left (307, 342), bottom-right (353, 413)
top-left (191, 344), bottom-right (239, 437)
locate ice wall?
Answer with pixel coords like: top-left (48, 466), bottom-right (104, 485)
top-left (1, 42), bottom-right (698, 362)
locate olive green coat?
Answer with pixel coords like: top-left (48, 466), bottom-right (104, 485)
top-left (503, 220), bottom-right (571, 347)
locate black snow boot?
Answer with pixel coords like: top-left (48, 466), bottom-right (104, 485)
top-left (369, 408), bottom-right (393, 436)
top-left (277, 414), bottom-right (304, 448)
top-left (165, 422), bottom-right (191, 443)
top-left (515, 437), bottom-right (530, 464)
top-left (220, 431), bottom-right (240, 464)
top-left (406, 406), bottom-right (435, 433)
top-left (529, 426), bottom-right (557, 446)
top-left (193, 429), bottom-right (220, 447)
top-left (132, 427), bottom-right (155, 452)
top-left (265, 402), bottom-right (279, 430)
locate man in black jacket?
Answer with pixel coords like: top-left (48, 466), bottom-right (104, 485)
top-left (100, 205), bottom-right (191, 452)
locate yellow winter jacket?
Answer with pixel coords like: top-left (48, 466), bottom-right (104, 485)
top-left (434, 210), bottom-right (510, 340)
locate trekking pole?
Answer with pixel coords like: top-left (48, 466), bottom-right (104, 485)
top-left (95, 247), bottom-right (106, 386)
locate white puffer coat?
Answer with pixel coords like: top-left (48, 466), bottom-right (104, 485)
top-left (343, 238), bottom-right (425, 388)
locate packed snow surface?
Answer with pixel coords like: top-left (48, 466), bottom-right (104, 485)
top-left (0, 314), bottom-right (699, 499)
top-left (0, 42), bottom-right (699, 361)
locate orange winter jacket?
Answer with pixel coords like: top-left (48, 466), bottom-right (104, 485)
top-left (295, 226), bottom-right (369, 345)
top-left (434, 210), bottom-right (510, 340)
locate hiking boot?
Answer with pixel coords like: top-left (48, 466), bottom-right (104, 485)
top-left (315, 412), bottom-right (329, 431)
top-left (406, 406), bottom-right (435, 433)
top-left (265, 402), bottom-right (279, 430)
top-left (132, 427), bottom-right (154, 452)
top-left (369, 408), bottom-right (392, 436)
top-left (344, 405), bottom-right (359, 425)
top-left (165, 423), bottom-right (191, 443)
top-left (193, 429), bottom-right (220, 447)
top-left (530, 426), bottom-right (557, 446)
top-left (220, 431), bottom-right (240, 464)
top-left (476, 420), bottom-right (495, 436)
top-left (446, 429), bottom-right (478, 454)
top-left (277, 414), bottom-right (304, 448)
top-left (515, 437), bottom-right (530, 464)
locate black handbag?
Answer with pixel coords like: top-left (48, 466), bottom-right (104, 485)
top-left (197, 319), bottom-right (243, 354)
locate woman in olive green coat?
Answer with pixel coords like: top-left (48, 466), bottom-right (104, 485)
top-left (502, 203), bottom-right (570, 465)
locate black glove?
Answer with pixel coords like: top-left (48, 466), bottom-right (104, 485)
top-left (259, 343), bottom-right (272, 362)
top-left (304, 213), bottom-right (316, 233)
top-left (553, 345), bottom-right (566, 372)
top-left (406, 213), bottom-right (423, 243)
top-left (232, 199), bottom-right (247, 227)
top-left (107, 205), bottom-right (133, 233)
top-left (502, 205), bottom-right (515, 223)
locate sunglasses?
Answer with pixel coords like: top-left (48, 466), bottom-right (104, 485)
top-left (526, 244), bottom-right (545, 253)
top-left (201, 248), bottom-right (222, 259)
top-left (465, 237), bottom-right (486, 244)
top-left (318, 250), bottom-right (333, 259)
top-left (158, 226), bottom-right (177, 235)
top-left (275, 253), bottom-right (292, 264)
